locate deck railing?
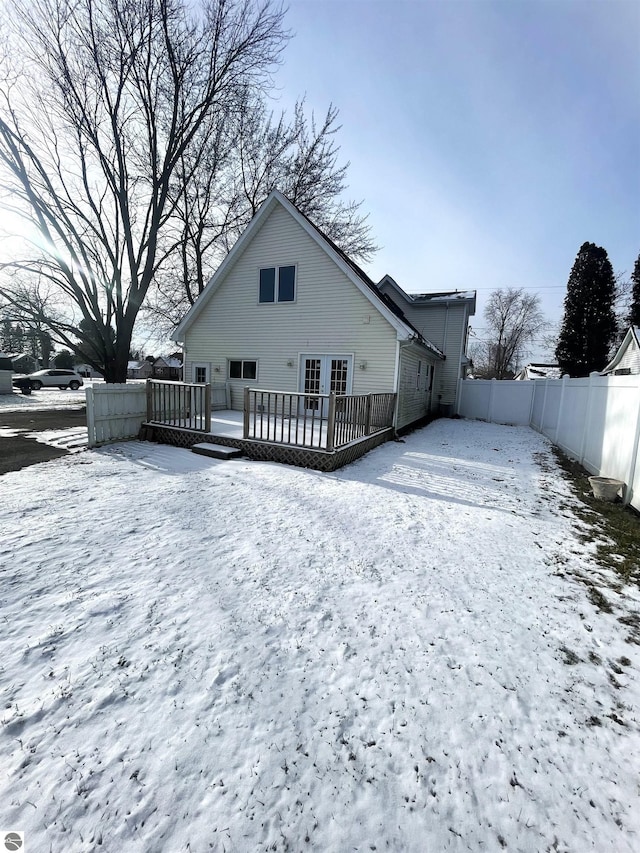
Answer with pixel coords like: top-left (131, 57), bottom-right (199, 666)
top-left (146, 379), bottom-right (211, 432)
top-left (244, 388), bottom-right (396, 451)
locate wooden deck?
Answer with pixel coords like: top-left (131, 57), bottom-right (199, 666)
top-left (143, 385), bottom-right (398, 471)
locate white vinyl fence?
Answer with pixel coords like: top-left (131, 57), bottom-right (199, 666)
top-left (457, 375), bottom-right (640, 511)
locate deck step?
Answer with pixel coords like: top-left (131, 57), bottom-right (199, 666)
top-left (191, 442), bottom-right (243, 460)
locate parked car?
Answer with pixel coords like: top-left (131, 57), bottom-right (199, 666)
top-left (16, 369), bottom-right (85, 391)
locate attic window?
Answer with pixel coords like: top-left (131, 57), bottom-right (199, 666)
top-left (259, 266), bottom-right (296, 303)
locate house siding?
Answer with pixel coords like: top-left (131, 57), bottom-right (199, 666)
top-left (378, 283), bottom-right (470, 409)
top-left (396, 343), bottom-right (438, 429)
top-left (184, 204), bottom-right (400, 409)
top-left (614, 340), bottom-right (640, 374)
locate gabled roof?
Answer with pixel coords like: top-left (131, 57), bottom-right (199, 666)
top-left (378, 274), bottom-right (476, 313)
top-left (602, 326), bottom-right (640, 374)
top-left (515, 363), bottom-right (562, 380)
top-left (171, 191), bottom-right (444, 360)
top-left (155, 356), bottom-right (182, 369)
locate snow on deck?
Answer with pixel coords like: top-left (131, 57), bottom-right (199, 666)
top-left (1, 419), bottom-right (639, 851)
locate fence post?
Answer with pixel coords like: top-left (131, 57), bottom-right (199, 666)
top-left (86, 385), bottom-right (96, 447)
top-left (365, 394), bottom-right (372, 435)
top-left (488, 379), bottom-right (496, 422)
top-left (555, 375), bottom-right (568, 445)
top-left (243, 386), bottom-right (250, 439)
top-left (539, 379), bottom-right (549, 437)
top-left (146, 380), bottom-right (153, 422)
top-left (326, 392), bottom-right (337, 452)
top-left (528, 380), bottom-right (537, 427)
top-left (204, 383), bottom-right (212, 432)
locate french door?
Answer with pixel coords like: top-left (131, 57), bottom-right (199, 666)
top-left (300, 355), bottom-right (352, 416)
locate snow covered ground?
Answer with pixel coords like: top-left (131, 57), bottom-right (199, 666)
top-left (0, 386), bottom-right (88, 413)
top-left (1, 419), bottom-right (639, 852)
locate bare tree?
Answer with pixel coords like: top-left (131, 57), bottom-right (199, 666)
top-left (0, 284), bottom-right (54, 364)
top-left (472, 288), bottom-right (545, 379)
top-left (0, 0), bottom-right (288, 381)
top-left (147, 95), bottom-right (377, 331)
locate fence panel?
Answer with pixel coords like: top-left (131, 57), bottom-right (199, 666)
top-left (458, 380), bottom-right (491, 421)
top-left (539, 380), bottom-right (562, 436)
top-left (86, 383), bottom-right (147, 447)
top-left (458, 379), bottom-right (533, 424)
top-left (554, 377), bottom-right (590, 459)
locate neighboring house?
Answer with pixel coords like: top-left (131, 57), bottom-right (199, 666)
top-left (7, 352), bottom-right (39, 374)
top-left (514, 363), bottom-right (562, 380)
top-left (76, 363), bottom-right (103, 378)
top-left (376, 277), bottom-right (476, 412)
top-left (152, 356), bottom-right (183, 380)
top-left (127, 360), bottom-right (154, 380)
top-left (602, 327), bottom-right (640, 376)
top-left (171, 190), bottom-right (474, 431)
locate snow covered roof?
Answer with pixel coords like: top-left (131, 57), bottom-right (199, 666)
top-left (410, 290), bottom-right (477, 303)
top-left (515, 364), bottom-right (562, 380)
top-left (377, 275), bottom-right (477, 314)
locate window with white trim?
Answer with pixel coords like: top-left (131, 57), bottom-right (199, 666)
top-left (193, 365), bottom-right (208, 384)
top-left (259, 265), bottom-right (296, 303)
top-left (416, 360), bottom-right (422, 390)
top-left (229, 360), bottom-right (257, 380)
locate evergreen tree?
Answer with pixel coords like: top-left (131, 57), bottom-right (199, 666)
top-left (54, 350), bottom-right (75, 369)
top-left (628, 252), bottom-right (640, 328)
top-left (555, 242), bottom-right (617, 376)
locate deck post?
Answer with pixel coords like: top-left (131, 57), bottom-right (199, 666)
top-left (146, 379), bottom-right (153, 422)
top-left (204, 383), bottom-right (212, 432)
top-left (243, 386), bottom-right (250, 439)
top-left (365, 394), bottom-right (372, 435)
top-left (326, 392), bottom-right (337, 452)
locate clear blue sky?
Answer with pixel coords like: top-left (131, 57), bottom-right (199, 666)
top-left (272, 0), bottom-right (640, 359)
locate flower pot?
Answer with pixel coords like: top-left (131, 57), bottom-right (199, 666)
top-left (588, 476), bottom-right (624, 501)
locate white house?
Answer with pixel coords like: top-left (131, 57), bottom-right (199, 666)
top-left (171, 191), bottom-right (475, 432)
top-left (602, 327), bottom-right (640, 375)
